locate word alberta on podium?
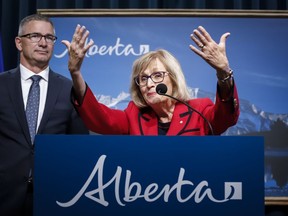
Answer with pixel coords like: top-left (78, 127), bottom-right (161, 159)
top-left (34, 135), bottom-right (264, 216)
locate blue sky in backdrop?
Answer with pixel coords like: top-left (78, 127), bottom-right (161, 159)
top-left (50, 16), bottom-right (288, 114)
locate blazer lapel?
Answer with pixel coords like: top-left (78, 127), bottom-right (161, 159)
top-left (138, 103), bottom-right (193, 136)
top-left (37, 70), bottom-right (63, 133)
top-left (7, 68), bottom-right (32, 144)
top-left (167, 103), bottom-right (193, 136)
top-left (138, 110), bottom-right (158, 135)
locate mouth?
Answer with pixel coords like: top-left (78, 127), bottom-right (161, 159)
top-left (146, 92), bottom-right (157, 97)
top-left (36, 50), bottom-right (48, 55)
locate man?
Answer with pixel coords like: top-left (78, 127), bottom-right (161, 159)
top-left (0, 14), bottom-right (89, 216)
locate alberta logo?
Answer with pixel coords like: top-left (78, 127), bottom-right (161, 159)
top-left (55, 37), bottom-right (149, 58)
top-left (56, 155), bottom-right (242, 207)
top-left (224, 182), bottom-right (242, 200)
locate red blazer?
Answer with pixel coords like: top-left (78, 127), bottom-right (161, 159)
top-left (75, 84), bottom-right (239, 135)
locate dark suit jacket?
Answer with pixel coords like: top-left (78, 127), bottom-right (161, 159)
top-left (0, 67), bottom-right (89, 215)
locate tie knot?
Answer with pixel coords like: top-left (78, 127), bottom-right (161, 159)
top-left (30, 75), bottom-right (42, 83)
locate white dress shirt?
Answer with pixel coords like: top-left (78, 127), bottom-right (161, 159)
top-left (20, 64), bottom-right (49, 132)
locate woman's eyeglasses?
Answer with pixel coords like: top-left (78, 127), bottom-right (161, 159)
top-left (135, 71), bottom-right (168, 87)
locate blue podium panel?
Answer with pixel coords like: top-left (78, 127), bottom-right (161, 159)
top-left (34, 135), bottom-right (264, 216)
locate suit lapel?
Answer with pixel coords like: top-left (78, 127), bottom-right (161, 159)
top-left (167, 103), bottom-right (192, 136)
top-left (7, 68), bottom-right (31, 144)
top-left (138, 103), bottom-right (193, 136)
top-left (37, 70), bottom-right (63, 133)
top-left (138, 109), bottom-right (158, 135)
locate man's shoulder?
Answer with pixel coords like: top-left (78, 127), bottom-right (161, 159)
top-left (49, 70), bottom-right (72, 83)
top-left (0, 67), bottom-right (19, 78)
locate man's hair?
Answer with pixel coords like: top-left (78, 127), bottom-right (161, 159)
top-left (18, 14), bottom-right (55, 36)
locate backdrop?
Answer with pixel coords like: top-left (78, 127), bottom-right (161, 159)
top-left (0, 0), bottom-right (288, 70)
top-left (0, 0), bottom-right (287, 215)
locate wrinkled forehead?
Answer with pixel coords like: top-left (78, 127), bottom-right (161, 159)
top-left (20, 20), bottom-right (55, 35)
top-left (140, 58), bottom-right (166, 75)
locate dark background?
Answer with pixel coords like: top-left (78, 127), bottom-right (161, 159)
top-left (0, 0), bottom-right (287, 215)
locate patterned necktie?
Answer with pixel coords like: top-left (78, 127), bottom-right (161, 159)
top-left (26, 75), bottom-right (41, 144)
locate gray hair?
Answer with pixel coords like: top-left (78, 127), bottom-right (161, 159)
top-left (130, 49), bottom-right (191, 108)
top-left (18, 14), bottom-right (55, 36)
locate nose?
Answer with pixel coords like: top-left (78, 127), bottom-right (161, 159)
top-left (146, 77), bottom-right (155, 87)
top-left (38, 36), bottom-right (48, 46)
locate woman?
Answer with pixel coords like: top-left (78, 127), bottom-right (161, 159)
top-left (62, 25), bottom-right (239, 135)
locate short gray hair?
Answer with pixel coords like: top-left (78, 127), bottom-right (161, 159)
top-left (18, 14), bottom-right (55, 36)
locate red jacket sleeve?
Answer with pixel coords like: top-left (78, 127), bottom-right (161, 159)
top-left (73, 86), bottom-right (130, 134)
top-left (203, 82), bottom-right (240, 135)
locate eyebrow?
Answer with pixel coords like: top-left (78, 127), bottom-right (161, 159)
top-left (140, 70), bottom-right (164, 75)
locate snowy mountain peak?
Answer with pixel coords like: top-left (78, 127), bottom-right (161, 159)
top-left (94, 88), bottom-right (288, 135)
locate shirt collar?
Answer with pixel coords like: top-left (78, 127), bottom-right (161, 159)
top-left (20, 64), bottom-right (49, 82)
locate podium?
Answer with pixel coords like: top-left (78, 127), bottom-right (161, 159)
top-left (34, 135), bottom-right (264, 216)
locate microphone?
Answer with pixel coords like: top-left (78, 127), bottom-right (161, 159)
top-left (156, 83), bottom-right (214, 135)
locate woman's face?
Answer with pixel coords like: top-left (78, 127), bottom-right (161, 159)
top-left (139, 58), bottom-right (173, 107)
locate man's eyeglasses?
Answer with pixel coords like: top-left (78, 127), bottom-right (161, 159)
top-left (19, 33), bottom-right (57, 44)
top-left (135, 71), bottom-right (168, 87)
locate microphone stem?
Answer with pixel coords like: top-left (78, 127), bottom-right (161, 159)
top-left (162, 93), bottom-right (214, 135)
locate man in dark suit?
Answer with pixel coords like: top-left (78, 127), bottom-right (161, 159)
top-left (0, 14), bottom-right (89, 216)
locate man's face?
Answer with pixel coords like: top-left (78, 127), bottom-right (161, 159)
top-left (15, 20), bottom-right (55, 70)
